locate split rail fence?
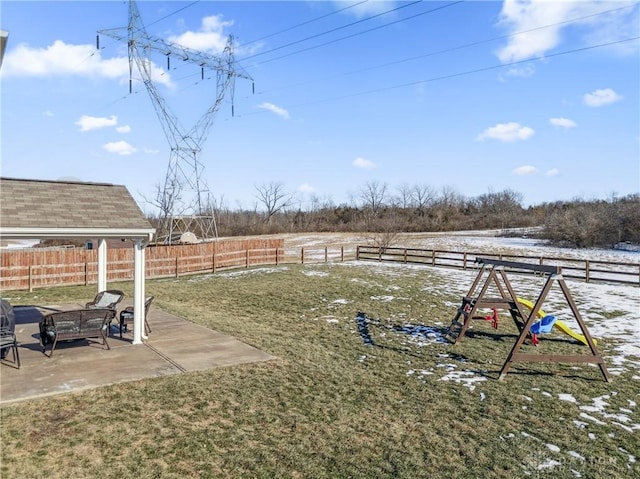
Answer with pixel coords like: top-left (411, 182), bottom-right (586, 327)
top-left (356, 246), bottom-right (640, 286)
top-left (1, 241), bottom-right (637, 292)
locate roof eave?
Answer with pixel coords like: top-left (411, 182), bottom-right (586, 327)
top-left (0, 227), bottom-right (156, 241)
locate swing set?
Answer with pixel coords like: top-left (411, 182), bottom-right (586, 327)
top-left (447, 258), bottom-right (611, 382)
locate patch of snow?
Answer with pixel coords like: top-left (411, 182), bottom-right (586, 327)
top-left (558, 394), bottom-right (578, 403)
top-left (546, 443), bottom-right (560, 453)
top-left (537, 459), bottom-right (562, 470)
top-left (619, 448), bottom-right (636, 464)
top-left (568, 451), bottom-right (585, 461)
top-left (370, 295), bottom-right (395, 301)
top-left (572, 420), bottom-right (588, 429)
top-left (302, 270), bottom-right (329, 277)
top-left (439, 370), bottom-right (487, 391)
top-left (331, 298), bottom-right (351, 305)
top-left (588, 433), bottom-right (596, 440)
top-left (579, 412), bottom-right (607, 425)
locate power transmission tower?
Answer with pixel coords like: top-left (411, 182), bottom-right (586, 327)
top-left (98, 0), bottom-right (252, 243)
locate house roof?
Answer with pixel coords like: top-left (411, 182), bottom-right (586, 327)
top-left (0, 177), bottom-right (155, 240)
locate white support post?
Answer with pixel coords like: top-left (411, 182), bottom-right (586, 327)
top-left (133, 239), bottom-right (145, 344)
top-left (141, 243), bottom-right (148, 340)
top-left (97, 239), bottom-right (108, 293)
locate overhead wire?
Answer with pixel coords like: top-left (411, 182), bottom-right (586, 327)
top-left (240, 0), bottom-right (426, 61)
top-left (238, 36), bottom-right (640, 115)
top-left (252, 0), bottom-right (464, 66)
top-left (251, 3), bottom-right (637, 96)
top-left (242, 0), bottom-right (371, 46)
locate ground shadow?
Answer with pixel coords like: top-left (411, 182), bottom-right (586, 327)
top-left (355, 311), bottom-right (454, 358)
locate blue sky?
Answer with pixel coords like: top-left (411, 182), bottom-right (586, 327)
top-left (1, 0), bottom-right (639, 215)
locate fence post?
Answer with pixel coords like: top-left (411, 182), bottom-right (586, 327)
top-left (175, 257), bottom-right (179, 278)
top-left (585, 260), bottom-right (590, 283)
top-left (431, 250), bottom-right (436, 267)
top-left (356, 246), bottom-right (360, 261)
top-left (29, 265), bottom-right (33, 292)
top-left (378, 247), bottom-right (382, 261)
top-left (85, 262), bottom-right (88, 286)
top-left (246, 249), bottom-right (249, 268)
top-left (275, 248), bottom-right (279, 266)
top-left (301, 248), bottom-right (304, 264)
top-left (463, 253), bottom-right (467, 269)
top-left (325, 247), bottom-right (328, 263)
top-left (212, 253), bottom-right (216, 273)
top-left (404, 248), bottom-right (407, 263)
top-left (341, 246), bottom-right (344, 262)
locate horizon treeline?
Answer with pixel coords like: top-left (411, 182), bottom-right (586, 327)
top-left (166, 182), bottom-right (640, 249)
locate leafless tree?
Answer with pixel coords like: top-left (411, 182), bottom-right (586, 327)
top-left (254, 181), bottom-right (295, 224)
top-left (359, 180), bottom-right (388, 215)
top-left (411, 183), bottom-right (436, 216)
top-left (394, 183), bottom-right (412, 209)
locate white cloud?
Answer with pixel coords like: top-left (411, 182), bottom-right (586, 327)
top-left (168, 15), bottom-right (233, 53)
top-left (546, 168), bottom-right (560, 176)
top-left (258, 102), bottom-right (290, 119)
top-left (494, 0), bottom-right (639, 63)
top-left (1, 40), bottom-right (172, 87)
top-left (549, 117), bottom-right (577, 128)
top-left (298, 183), bottom-right (315, 194)
top-left (103, 141), bottom-right (137, 156)
top-left (43, 110), bottom-right (54, 118)
top-left (514, 165), bottom-right (538, 176)
top-left (476, 122), bottom-right (535, 142)
top-left (353, 157), bottom-right (375, 169)
top-left (143, 147), bottom-right (160, 154)
top-left (76, 115), bottom-right (118, 132)
top-left (583, 88), bottom-right (623, 107)
top-left (116, 125), bottom-right (131, 133)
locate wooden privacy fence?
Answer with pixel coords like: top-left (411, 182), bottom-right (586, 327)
top-left (1, 241), bottom-right (637, 291)
top-left (356, 246), bottom-right (640, 286)
top-left (0, 241), bottom-right (357, 292)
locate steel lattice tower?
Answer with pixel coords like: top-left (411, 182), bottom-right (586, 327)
top-left (98, 0), bottom-right (252, 243)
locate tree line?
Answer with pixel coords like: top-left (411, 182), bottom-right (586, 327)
top-left (181, 181), bottom-right (640, 249)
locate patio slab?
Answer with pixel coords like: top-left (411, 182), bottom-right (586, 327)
top-left (0, 303), bottom-right (273, 406)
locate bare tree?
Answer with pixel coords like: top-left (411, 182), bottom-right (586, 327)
top-left (359, 180), bottom-right (388, 215)
top-left (394, 183), bottom-right (412, 209)
top-left (254, 181), bottom-right (295, 224)
top-left (411, 183), bottom-right (436, 216)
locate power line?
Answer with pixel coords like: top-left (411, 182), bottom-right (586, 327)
top-left (252, 1), bottom-right (464, 66)
top-left (253, 3), bottom-right (636, 95)
top-left (242, 0), bottom-right (371, 46)
top-left (237, 36), bottom-right (640, 116)
top-left (146, 0), bottom-right (201, 28)
top-left (240, 0), bottom-right (426, 61)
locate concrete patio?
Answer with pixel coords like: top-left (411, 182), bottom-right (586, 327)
top-left (0, 303), bottom-right (273, 406)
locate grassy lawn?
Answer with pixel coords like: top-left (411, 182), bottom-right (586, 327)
top-left (1, 262), bottom-right (638, 478)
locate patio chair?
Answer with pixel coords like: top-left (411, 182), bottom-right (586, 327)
top-left (1, 299), bottom-right (19, 368)
top-left (118, 296), bottom-right (154, 339)
top-left (86, 289), bottom-right (124, 325)
top-left (86, 289), bottom-right (125, 310)
top-left (0, 328), bottom-right (20, 368)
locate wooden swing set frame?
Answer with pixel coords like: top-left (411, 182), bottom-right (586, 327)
top-left (448, 258), bottom-right (611, 382)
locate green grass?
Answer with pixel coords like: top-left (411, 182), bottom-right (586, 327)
top-left (1, 263), bottom-right (638, 479)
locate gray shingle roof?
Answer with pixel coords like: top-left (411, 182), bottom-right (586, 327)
top-left (0, 177), bottom-right (154, 233)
